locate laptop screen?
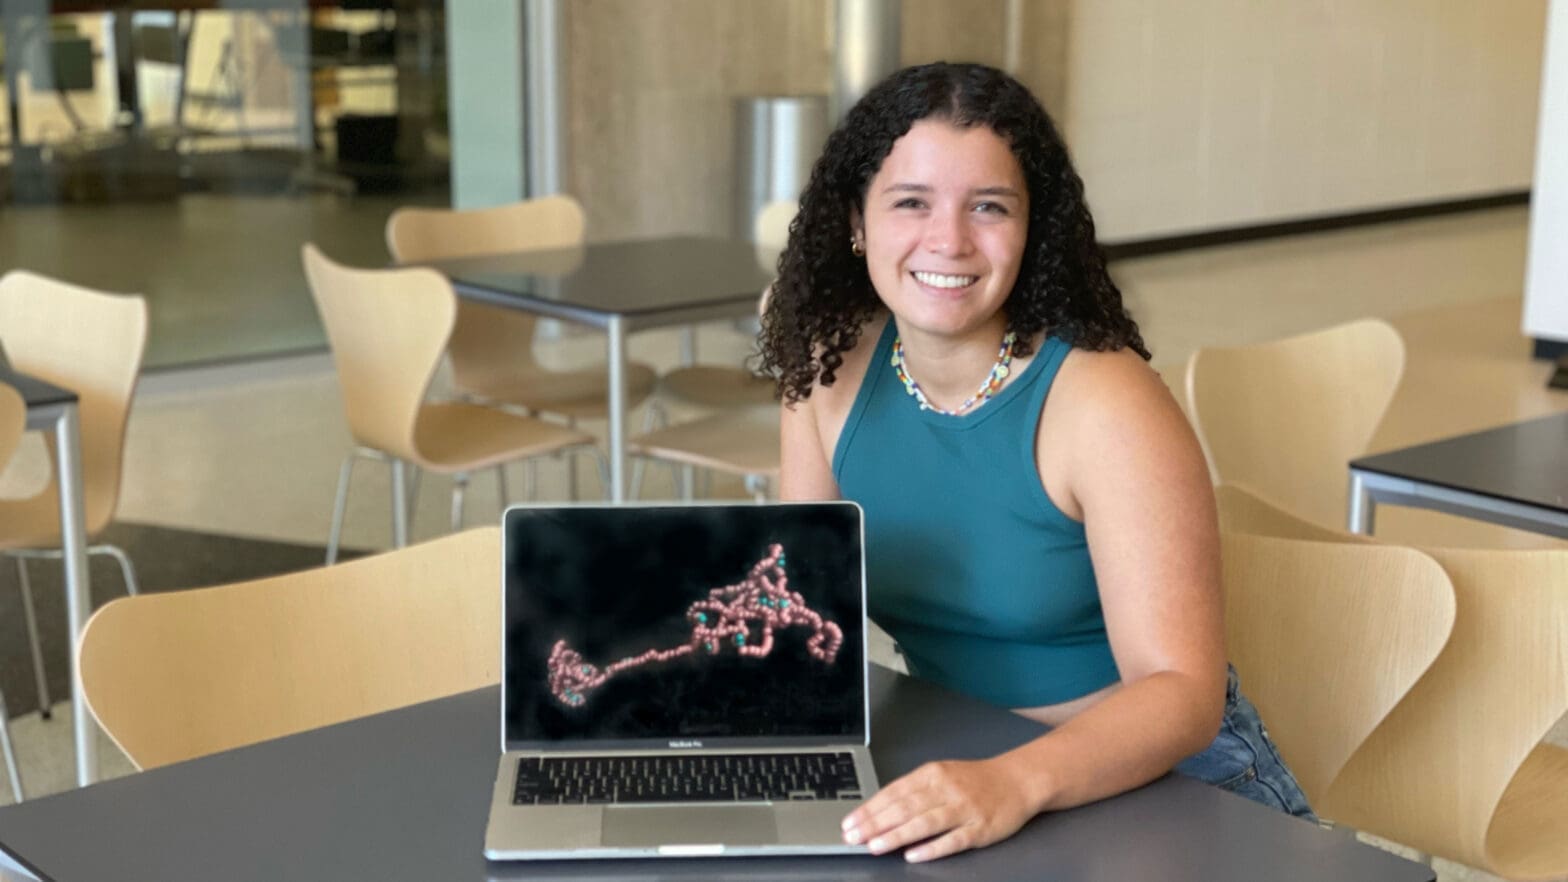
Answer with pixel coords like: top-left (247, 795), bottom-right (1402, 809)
top-left (503, 502), bottom-right (866, 747)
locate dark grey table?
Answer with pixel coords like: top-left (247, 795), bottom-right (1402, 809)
top-left (1348, 411), bottom-right (1568, 538)
top-left (422, 236), bottom-right (776, 503)
top-left (0, 369), bottom-right (96, 787)
top-left (0, 666), bottom-right (1431, 882)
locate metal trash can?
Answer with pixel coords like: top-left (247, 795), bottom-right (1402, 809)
top-left (734, 95), bottom-right (829, 240)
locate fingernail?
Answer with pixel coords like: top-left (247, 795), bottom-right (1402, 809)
top-left (868, 837), bottom-right (886, 852)
top-left (905, 849), bottom-right (925, 862)
top-left (843, 828), bottom-right (862, 845)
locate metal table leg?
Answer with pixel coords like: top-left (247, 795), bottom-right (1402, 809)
top-left (606, 317), bottom-right (628, 503)
top-left (52, 405), bottom-right (97, 787)
top-left (1347, 470), bottom-right (1375, 535)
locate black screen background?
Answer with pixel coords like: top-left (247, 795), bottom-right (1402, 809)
top-left (504, 504), bottom-right (864, 743)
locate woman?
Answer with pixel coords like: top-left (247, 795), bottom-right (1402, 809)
top-left (758, 62), bottom-right (1312, 863)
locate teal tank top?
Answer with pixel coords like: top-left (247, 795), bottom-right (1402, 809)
top-left (833, 320), bottom-right (1120, 707)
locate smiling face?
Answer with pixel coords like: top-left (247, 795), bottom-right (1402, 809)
top-left (853, 119), bottom-right (1029, 345)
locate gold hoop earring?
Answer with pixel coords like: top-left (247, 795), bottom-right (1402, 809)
top-left (851, 238), bottom-right (865, 257)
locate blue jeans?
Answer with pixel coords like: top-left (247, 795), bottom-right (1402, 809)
top-left (1175, 666), bottom-right (1316, 821)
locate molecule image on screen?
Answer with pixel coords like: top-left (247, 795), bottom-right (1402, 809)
top-left (546, 543), bottom-right (842, 707)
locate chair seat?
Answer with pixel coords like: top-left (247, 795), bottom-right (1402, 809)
top-left (628, 407), bottom-right (779, 477)
top-left (413, 402), bottom-right (594, 472)
top-left (457, 362), bottom-right (659, 421)
top-left (1484, 742), bottom-right (1568, 880)
top-left (659, 365), bottom-right (775, 410)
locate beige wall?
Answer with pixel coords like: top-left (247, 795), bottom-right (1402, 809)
top-left (561, 0), bottom-right (1540, 244)
top-left (564, 0), bottom-right (1069, 240)
top-left (565, 0), bottom-right (831, 240)
top-left (1065, 0), bottom-right (1547, 241)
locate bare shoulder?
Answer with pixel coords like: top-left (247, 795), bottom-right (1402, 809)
top-left (1049, 346), bottom-right (1190, 437)
top-left (779, 313), bottom-right (890, 500)
top-left (803, 312), bottom-right (890, 441)
top-left (1036, 346), bottom-right (1207, 519)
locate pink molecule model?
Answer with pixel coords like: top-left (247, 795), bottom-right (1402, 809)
top-left (546, 543), bottom-right (842, 707)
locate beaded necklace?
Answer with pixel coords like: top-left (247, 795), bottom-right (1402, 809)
top-left (890, 331), bottom-right (1017, 416)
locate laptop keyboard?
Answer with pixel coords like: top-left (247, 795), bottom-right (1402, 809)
top-left (512, 752), bottom-right (863, 805)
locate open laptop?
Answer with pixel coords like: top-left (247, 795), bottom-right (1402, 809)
top-left (485, 501), bottom-right (879, 860)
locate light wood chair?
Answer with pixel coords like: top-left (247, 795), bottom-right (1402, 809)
top-left (654, 200), bottom-right (794, 412)
top-left (0, 381), bottom-right (27, 801)
top-left (1219, 483), bottom-right (1568, 876)
top-left (627, 405), bottom-right (780, 502)
top-left (753, 198), bottom-right (799, 270)
top-left (384, 194), bottom-right (659, 425)
top-left (1185, 318), bottom-right (1404, 532)
top-left (302, 244), bottom-right (596, 562)
top-left (0, 384), bottom-right (24, 479)
top-left (78, 527), bottom-right (502, 770)
top-left (629, 281), bottom-right (779, 500)
top-left (1219, 532), bottom-right (1454, 808)
top-left (0, 270), bottom-right (148, 719)
top-left (1322, 546), bottom-right (1568, 880)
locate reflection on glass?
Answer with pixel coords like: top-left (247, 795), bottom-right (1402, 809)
top-left (0, 1), bottom-right (449, 369)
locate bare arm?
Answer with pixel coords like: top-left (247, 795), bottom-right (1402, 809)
top-left (842, 349), bottom-right (1225, 861)
top-left (778, 315), bottom-right (884, 501)
top-left (1001, 349), bottom-right (1225, 807)
top-left (779, 396), bottom-right (842, 501)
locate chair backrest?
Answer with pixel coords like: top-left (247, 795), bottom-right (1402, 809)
top-left (385, 196), bottom-right (589, 394)
top-left (78, 527), bottom-right (502, 769)
top-left (384, 194), bottom-right (587, 264)
top-left (755, 199), bottom-right (798, 250)
top-left (0, 382), bottom-right (24, 474)
top-left (301, 244), bottom-right (453, 462)
top-left (753, 199), bottom-right (799, 280)
top-left (1220, 532), bottom-right (1454, 807)
top-left (0, 270), bottom-right (148, 537)
top-left (1185, 319), bottom-right (1404, 530)
top-left (1323, 547), bottom-right (1568, 874)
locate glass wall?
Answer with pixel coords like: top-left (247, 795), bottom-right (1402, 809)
top-left (0, 0), bottom-right (449, 368)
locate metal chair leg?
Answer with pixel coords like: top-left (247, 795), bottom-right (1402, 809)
top-left (13, 557), bottom-right (51, 719)
top-left (520, 409), bottom-right (541, 501)
top-left (450, 472), bottom-right (469, 532)
top-left (8, 543), bottom-right (136, 722)
top-left (326, 453), bottom-right (356, 565)
top-left (646, 400), bottom-right (669, 430)
top-left (390, 459), bottom-right (411, 548)
top-left (0, 688), bottom-right (24, 803)
top-left (628, 456), bottom-right (644, 500)
top-left (629, 403), bottom-right (665, 497)
top-left (496, 465), bottom-right (510, 510)
top-left (746, 473), bottom-right (771, 502)
top-left (629, 457), bottom-right (645, 499)
top-left (744, 474), bottom-right (770, 503)
top-left (406, 466), bottom-right (423, 524)
top-left (94, 544), bottom-right (139, 596)
top-left (565, 418), bottom-right (580, 501)
top-left (680, 465), bottom-right (697, 501)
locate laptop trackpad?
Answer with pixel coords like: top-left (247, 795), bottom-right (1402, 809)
top-left (601, 806), bottom-right (779, 848)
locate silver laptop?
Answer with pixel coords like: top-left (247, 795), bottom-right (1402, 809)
top-left (484, 501), bottom-right (880, 860)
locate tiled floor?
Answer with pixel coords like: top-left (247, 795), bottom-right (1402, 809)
top-left (2, 205), bottom-right (1566, 880)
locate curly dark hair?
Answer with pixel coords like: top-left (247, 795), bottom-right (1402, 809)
top-left (757, 62), bottom-right (1148, 405)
